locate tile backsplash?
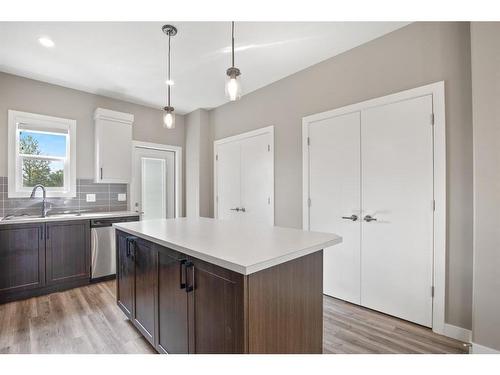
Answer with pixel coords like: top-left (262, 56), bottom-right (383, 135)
top-left (0, 177), bottom-right (128, 217)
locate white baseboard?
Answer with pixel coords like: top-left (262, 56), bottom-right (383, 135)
top-left (443, 323), bottom-right (472, 343)
top-left (471, 343), bottom-right (500, 354)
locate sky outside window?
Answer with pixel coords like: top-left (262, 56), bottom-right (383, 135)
top-left (20, 130), bottom-right (67, 158)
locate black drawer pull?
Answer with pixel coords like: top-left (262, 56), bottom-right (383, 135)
top-left (185, 261), bottom-right (194, 293)
top-left (179, 259), bottom-right (187, 289)
top-left (126, 236), bottom-right (137, 260)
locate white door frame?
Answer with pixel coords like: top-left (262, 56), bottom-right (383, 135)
top-left (302, 81), bottom-right (446, 336)
top-left (213, 125), bottom-right (275, 222)
top-left (131, 141), bottom-right (183, 218)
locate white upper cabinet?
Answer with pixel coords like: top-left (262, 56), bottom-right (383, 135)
top-left (94, 108), bottom-right (134, 183)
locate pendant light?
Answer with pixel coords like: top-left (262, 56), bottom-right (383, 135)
top-left (162, 24), bottom-right (177, 129)
top-left (225, 21), bottom-right (242, 101)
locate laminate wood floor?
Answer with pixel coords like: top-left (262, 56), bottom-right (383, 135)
top-left (0, 281), bottom-right (467, 354)
top-left (323, 296), bottom-right (468, 354)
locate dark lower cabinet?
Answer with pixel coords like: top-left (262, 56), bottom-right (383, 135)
top-left (187, 257), bottom-right (244, 354)
top-left (115, 230), bottom-right (243, 354)
top-left (133, 238), bottom-right (157, 345)
top-left (116, 231), bottom-right (134, 318)
top-left (0, 219), bottom-right (91, 304)
top-left (157, 249), bottom-right (188, 354)
top-left (0, 223), bottom-right (45, 300)
top-left (46, 220), bottom-right (90, 285)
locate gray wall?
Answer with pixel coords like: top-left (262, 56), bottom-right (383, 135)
top-left (185, 108), bottom-right (212, 218)
top-left (471, 22), bottom-right (500, 350)
top-left (185, 110), bottom-right (201, 217)
top-left (0, 72), bottom-right (186, 216)
top-left (0, 72), bottom-right (185, 179)
top-left (209, 22), bottom-right (473, 329)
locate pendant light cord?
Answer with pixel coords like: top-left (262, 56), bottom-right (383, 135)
top-left (231, 21), bottom-right (235, 68)
top-left (167, 33), bottom-right (171, 107)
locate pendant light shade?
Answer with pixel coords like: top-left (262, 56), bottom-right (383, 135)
top-left (162, 24), bottom-right (177, 129)
top-left (226, 22), bottom-right (242, 101)
top-left (163, 106), bottom-right (175, 129)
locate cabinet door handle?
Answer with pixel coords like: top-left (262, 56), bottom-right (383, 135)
top-left (179, 259), bottom-right (187, 289)
top-left (40, 226), bottom-right (44, 240)
top-left (126, 236), bottom-right (137, 259)
top-left (130, 243), bottom-right (135, 261)
top-left (185, 261), bottom-right (194, 293)
top-left (100, 167), bottom-right (103, 180)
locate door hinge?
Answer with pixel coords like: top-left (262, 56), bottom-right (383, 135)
top-left (308, 197), bottom-right (311, 207)
top-left (431, 286), bottom-right (435, 297)
top-left (216, 154), bottom-right (218, 161)
top-left (430, 113), bottom-right (435, 126)
top-left (433, 200), bottom-right (436, 211)
top-left (268, 144), bottom-right (271, 152)
top-left (307, 137), bottom-right (310, 146)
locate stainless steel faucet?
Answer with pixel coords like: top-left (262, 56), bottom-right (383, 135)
top-left (30, 184), bottom-right (48, 217)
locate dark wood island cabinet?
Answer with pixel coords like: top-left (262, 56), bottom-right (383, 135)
top-left (115, 218), bottom-right (341, 354)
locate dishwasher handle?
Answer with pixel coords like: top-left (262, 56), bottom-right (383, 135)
top-left (91, 216), bottom-right (139, 228)
top-left (91, 221), bottom-right (112, 228)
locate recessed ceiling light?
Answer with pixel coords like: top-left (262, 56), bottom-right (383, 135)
top-left (166, 79), bottom-right (175, 86)
top-left (38, 37), bottom-right (55, 48)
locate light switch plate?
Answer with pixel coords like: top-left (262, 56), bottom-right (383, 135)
top-left (118, 193), bottom-right (127, 202)
top-left (86, 194), bottom-right (96, 202)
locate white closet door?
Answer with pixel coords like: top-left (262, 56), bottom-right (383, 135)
top-left (361, 95), bottom-right (434, 327)
top-left (216, 141), bottom-right (241, 221)
top-left (309, 112), bottom-right (361, 304)
top-left (241, 133), bottom-right (274, 226)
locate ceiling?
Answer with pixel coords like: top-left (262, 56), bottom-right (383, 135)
top-left (0, 22), bottom-right (409, 114)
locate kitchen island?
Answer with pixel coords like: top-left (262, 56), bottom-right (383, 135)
top-left (114, 217), bottom-right (341, 354)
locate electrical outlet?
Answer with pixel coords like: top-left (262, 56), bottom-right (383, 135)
top-left (117, 193), bottom-right (127, 202)
top-left (86, 194), bottom-right (96, 202)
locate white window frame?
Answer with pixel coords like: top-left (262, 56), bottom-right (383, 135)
top-left (8, 110), bottom-right (77, 198)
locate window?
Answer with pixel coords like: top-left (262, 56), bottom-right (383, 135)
top-left (8, 110), bottom-right (76, 198)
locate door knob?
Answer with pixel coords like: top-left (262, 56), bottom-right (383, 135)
top-left (342, 215), bottom-right (358, 221)
top-left (230, 208), bottom-right (240, 212)
top-left (364, 215), bottom-right (377, 222)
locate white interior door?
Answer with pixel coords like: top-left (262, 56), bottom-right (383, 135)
top-left (216, 140), bottom-right (241, 221)
top-left (132, 147), bottom-right (175, 220)
top-left (361, 95), bottom-right (434, 327)
top-left (240, 133), bottom-right (273, 226)
top-left (309, 112), bottom-right (361, 304)
top-left (215, 127), bottom-right (274, 225)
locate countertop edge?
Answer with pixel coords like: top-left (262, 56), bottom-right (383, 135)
top-left (0, 211), bottom-right (140, 225)
top-left (113, 224), bottom-right (342, 275)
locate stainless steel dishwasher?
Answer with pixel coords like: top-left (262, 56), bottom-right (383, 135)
top-left (90, 215), bottom-right (139, 280)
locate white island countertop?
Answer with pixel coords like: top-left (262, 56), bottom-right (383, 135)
top-left (114, 217), bottom-right (342, 275)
